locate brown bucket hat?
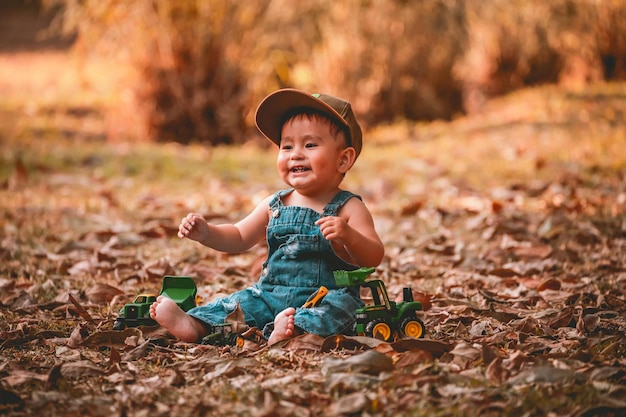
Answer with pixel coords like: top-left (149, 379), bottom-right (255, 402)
top-left (255, 88), bottom-right (363, 158)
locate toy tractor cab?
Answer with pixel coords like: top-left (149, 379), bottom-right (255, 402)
top-left (113, 276), bottom-right (197, 330)
top-left (334, 267), bottom-right (425, 342)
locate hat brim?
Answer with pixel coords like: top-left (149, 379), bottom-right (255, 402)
top-left (255, 89), bottom-right (350, 147)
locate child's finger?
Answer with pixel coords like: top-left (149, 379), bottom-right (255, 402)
top-left (315, 216), bottom-right (330, 225)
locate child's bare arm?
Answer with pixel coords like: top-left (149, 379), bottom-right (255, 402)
top-left (178, 196), bottom-right (271, 253)
top-left (315, 198), bottom-right (384, 267)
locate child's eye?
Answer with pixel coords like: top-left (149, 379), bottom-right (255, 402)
top-left (305, 142), bottom-right (317, 148)
top-left (281, 144), bottom-right (293, 150)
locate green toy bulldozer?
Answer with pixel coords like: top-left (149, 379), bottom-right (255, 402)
top-left (334, 267), bottom-right (426, 342)
top-left (113, 276), bottom-right (197, 330)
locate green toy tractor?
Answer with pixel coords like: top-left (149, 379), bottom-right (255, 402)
top-left (334, 267), bottom-right (425, 342)
top-left (113, 276), bottom-right (197, 330)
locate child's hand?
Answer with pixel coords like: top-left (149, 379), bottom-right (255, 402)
top-left (178, 213), bottom-right (210, 242)
top-left (315, 216), bottom-right (352, 245)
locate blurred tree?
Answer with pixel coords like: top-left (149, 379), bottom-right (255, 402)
top-left (47, 0), bottom-right (271, 144)
top-left (47, 0), bottom-right (626, 143)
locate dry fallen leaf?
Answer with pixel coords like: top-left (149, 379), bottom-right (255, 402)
top-left (322, 350), bottom-right (394, 376)
top-left (85, 283), bottom-right (125, 304)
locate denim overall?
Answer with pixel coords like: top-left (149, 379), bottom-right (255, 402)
top-left (187, 189), bottom-right (364, 339)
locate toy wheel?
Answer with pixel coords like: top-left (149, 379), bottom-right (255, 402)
top-left (365, 319), bottom-right (393, 342)
top-left (401, 316), bottom-right (425, 339)
top-left (113, 319), bottom-right (125, 331)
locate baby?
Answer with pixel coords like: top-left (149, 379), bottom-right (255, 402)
top-left (150, 88), bottom-right (384, 345)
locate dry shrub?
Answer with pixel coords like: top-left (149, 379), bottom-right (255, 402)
top-left (47, 0), bottom-right (270, 144)
top-left (309, 0), bottom-right (467, 125)
top-left (49, 0), bottom-right (626, 143)
top-left (135, 2), bottom-right (249, 144)
top-left (455, 0), bottom-right (626, 113)
top-left (284, 0), bottom-right (625, 121)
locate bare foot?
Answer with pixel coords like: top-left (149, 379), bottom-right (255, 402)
top-left (267, 307), bottom-right (297, 345)
top-left (150, 296), bottom-right (207, 342)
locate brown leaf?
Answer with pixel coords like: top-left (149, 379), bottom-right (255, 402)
top-left (480, 344), bottom-right (497, 366)
top-left (67, 293), bottom-right (95, 323)
top-left (488, 268), bottom-right (519, 278)
top-left (44, 364), bottom-right (63, 391)
top-left (109, 346), bottom-right (121, 367)
top-left (121, 340), bottom-right (152, 361)
top-left (485, 356), bottom-right (508, 385)
top-left (390, 338), bottom-right (452, 358)
top-left (548, 307), bottom-right (574, 329)
top-left (281, 333), bottom-right (325, 351)
top-left (321, 350), bottom-right (394, 376)
top-left (510, 316), bottom-right (553, 337)
top-left (400, 199), bottom-right (424, 216)
top-left (577, 312), bottom-right (601, 335)
top-left (140, 258), bottom-right (176, 280)
top-left (67, 260), bottom-right (93, 276)
top-left (449, 342), bottom-right (481, 362)
top-left (224, 302), bottom-right (249, 333)
top-left (537, 278), bottom-right (562, 292)
top-left (202, 358), bottom-right (258, 381)
top-left (327, 391), bottom-right (370, 415)
top-left (81, 328), bottom-right (143, 348)
top-left (394, 349), bottom-right (433, 368)
top-left (60, 360), bottom-right (103, 378)
top-left (85, 283), bottom-right (125, 304)
top-left (105, 370), bottom-right (135, 384)
top-left (502, 350), bottom-right (530, 373)
top-left (66, 323), bottom-right (90, 348)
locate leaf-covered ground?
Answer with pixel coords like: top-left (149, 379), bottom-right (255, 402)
top-left (1, 52), bottom-right (626, 417)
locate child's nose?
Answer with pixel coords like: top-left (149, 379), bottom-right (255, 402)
top-left (290, 146), bottom-right (305, 158)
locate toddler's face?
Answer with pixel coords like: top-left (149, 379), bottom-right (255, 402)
top-left (276, 116), bottom-right (351, 195)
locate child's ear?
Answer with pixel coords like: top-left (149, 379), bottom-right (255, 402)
top-left (338, 147), bottom-right (356, 173)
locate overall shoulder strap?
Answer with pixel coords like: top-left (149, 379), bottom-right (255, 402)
top-left (268, 188), bottom-right (294, 218)
top-left (322, 190), bottom-right (362, 216)
top-left (268, 188), bottom-right (293, 208)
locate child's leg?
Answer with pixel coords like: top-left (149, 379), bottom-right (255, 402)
top-left (150, 296), bottom-right (209, 342)
top-left (291, 289), bottom-right (363, 338)
top-left (267, 307), bottom-right (298, 345)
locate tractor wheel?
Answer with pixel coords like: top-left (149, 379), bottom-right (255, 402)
top-left (112, 319), bottom-right (125, 331)
top-left (400, 316), bottom-right (425, 339)
top-left (365, 319), bottom-right (393, 342)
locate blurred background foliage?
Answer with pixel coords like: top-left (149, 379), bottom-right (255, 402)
top-left (41, 0), bottom-right (626, 145)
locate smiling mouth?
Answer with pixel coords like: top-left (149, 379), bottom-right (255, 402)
top-left (291, 166), bottom-right (310, 173)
